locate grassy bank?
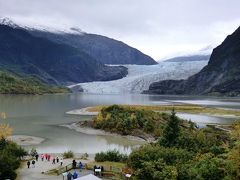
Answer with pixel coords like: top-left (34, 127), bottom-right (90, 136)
top-left (0, 71), bottom-right (69, 94)
top-left (87, 104), bottom-right (240, 117)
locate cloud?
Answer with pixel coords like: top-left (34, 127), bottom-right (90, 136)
top-left (0, 0), bottom-right (240, 60)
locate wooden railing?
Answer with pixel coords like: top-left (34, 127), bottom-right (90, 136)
top-left (56, 163), bottom-right (73, 175)
top-left (54, 163), bottom-right (123, 178)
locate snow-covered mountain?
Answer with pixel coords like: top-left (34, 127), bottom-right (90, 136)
top-left (69, 60), bottom-right (208, 94)
top-left (0, 17), bottom-right (85, 34)
top-left (0, 17), bottom-right (156, 65)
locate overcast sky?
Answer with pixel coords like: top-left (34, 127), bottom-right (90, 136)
top-left (0, 0), bottom-right (240, 60)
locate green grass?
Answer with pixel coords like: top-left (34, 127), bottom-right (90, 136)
top-left (89, 161), bottom-right (125, 169)
top-left (0, 71), bottom-right (69, 94)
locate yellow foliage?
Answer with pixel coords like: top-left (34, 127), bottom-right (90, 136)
top-left (0, 112), bottom-right (12, 138)
top-left (0, 112), bottom-right (7, 120)
top-left (130, 113), bottom-right (136, 120)
top-left (96, 113), bottom-right (104, 121)
top-left (231, 122), bottom-right (240, 140)
top-left (106, 113), bottom-right (111, 120)
top-left (0, 124), bottom-right (13, 138)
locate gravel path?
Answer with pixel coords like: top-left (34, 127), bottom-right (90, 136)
top-left (18, 158), bottom-right (93, 180)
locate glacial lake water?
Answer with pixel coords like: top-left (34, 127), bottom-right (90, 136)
top-left (0, 93), bottom-right (240, 154)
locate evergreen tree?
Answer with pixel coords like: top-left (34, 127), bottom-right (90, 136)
top-left (159, 108), bottom-right (180, 147)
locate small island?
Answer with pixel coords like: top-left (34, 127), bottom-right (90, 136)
top-left (65, 104), bottom-right (240, 140)
top-left (67, 105), bottom-right (197, 141)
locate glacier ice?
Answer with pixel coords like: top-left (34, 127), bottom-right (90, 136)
top-left (69, 61), bottom-right (208, 94)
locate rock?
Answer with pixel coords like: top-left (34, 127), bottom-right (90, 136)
top-left (145, 26), bottom-right (240, 96)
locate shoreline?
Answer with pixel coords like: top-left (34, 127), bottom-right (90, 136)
top-left (66, 107), bottom-right (98, 116)
top-left (64, 106), bottom-right (238, 138)
top-left (7, 135), bottom-right (45, 146)
top-left (60, 121), bottom-right (153, 142)
top-left (66, 106), bottom-right (240, 119)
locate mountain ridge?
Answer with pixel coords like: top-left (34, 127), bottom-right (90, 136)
top-left (145, 26), bottom-right (240, 96)
top-left (0, 24), bottom-right (127, 85)
top-left (0, 17), bottom-right (157, 65)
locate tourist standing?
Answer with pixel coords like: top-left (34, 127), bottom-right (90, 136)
top-left (67, 172), bottom-right (72, 180)
top-left (41, 154), bottom-right (44, 161)
top-left (73, 171), bottom-right (78, 179)
top-left (27, 161), bottom-right (30, 168)
top-left (79, 161), bottom-right (83, 171)
top-left (32, 160), bottom-right (35, 168)
top-left (93, 165), bottom-right (97, 175)
top-left (72, 160), bottom-right (76, 169)
top-left (60, 157), bottom-right (63, 166)
top-left (35, 154), bottom-right (39, 161)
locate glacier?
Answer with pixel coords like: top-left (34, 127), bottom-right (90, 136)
top-left (69, 61), bottom-right (208, 94)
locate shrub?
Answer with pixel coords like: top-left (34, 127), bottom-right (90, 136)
top-left (159, 108), bottom-right (180, 147)
top-left (80, 153), bottom-right (89, 160)
top-left (95, 150), bottom-right (128, 162)
top-left (92, 105), bottom-right (175, 137)
top-left (0, 138), bottom-right (27, 180)
top-left (63, 150), bottom-right (74, 158)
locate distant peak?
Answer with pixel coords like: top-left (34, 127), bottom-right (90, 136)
top-left (0, 17), bottom-right (18, 28)
top-left (69, 27), bottom-right (85, 34)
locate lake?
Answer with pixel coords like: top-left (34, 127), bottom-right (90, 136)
top-left (0, 93), bottom-right (239, 154)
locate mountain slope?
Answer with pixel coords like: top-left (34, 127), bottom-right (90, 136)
top-left (26, 28), bottom-right (157, 65)
top-left (0, 70), bottom-right (69, 94)
top-left (145, 26), bottom-right (240, 96)
top-left (0, 24), bottom-right (127, 85)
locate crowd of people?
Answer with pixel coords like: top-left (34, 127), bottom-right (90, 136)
top-left (26, 152), bottom-right (105, 180)
top-left (26, 153), bottom-right (64, 169)
top-left (26, 153), bottom-right (87, 180)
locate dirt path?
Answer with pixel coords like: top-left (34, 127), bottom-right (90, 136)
top-left (18, 158), bottom-right (92, 180)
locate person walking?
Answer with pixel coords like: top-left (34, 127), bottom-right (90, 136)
top-left (72, 160), bottom-right (76, 169)
top-left (79, 161), bottom-right (83, 172)
top-left (56, 156), bottom-right (59, 163)
top-left (60, 157), bottom-right (63, 166)
top-left (48, 154), bottom-right (50, 161)
top-left (52, 157), bottom-right (56, 164)
top-left (35, 154), bottom-right (39, 161)
top-left (32, 160), bottom-right (35, 168)
top-left (41, 154), bottom-right (44, 161)
top-left (27, 161), bottom-right (30, 168)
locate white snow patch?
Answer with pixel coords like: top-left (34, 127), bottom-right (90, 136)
top-left (0, 17), bottom-right (85, 35)
top-left (69, 61), bottom-right (208, 94)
